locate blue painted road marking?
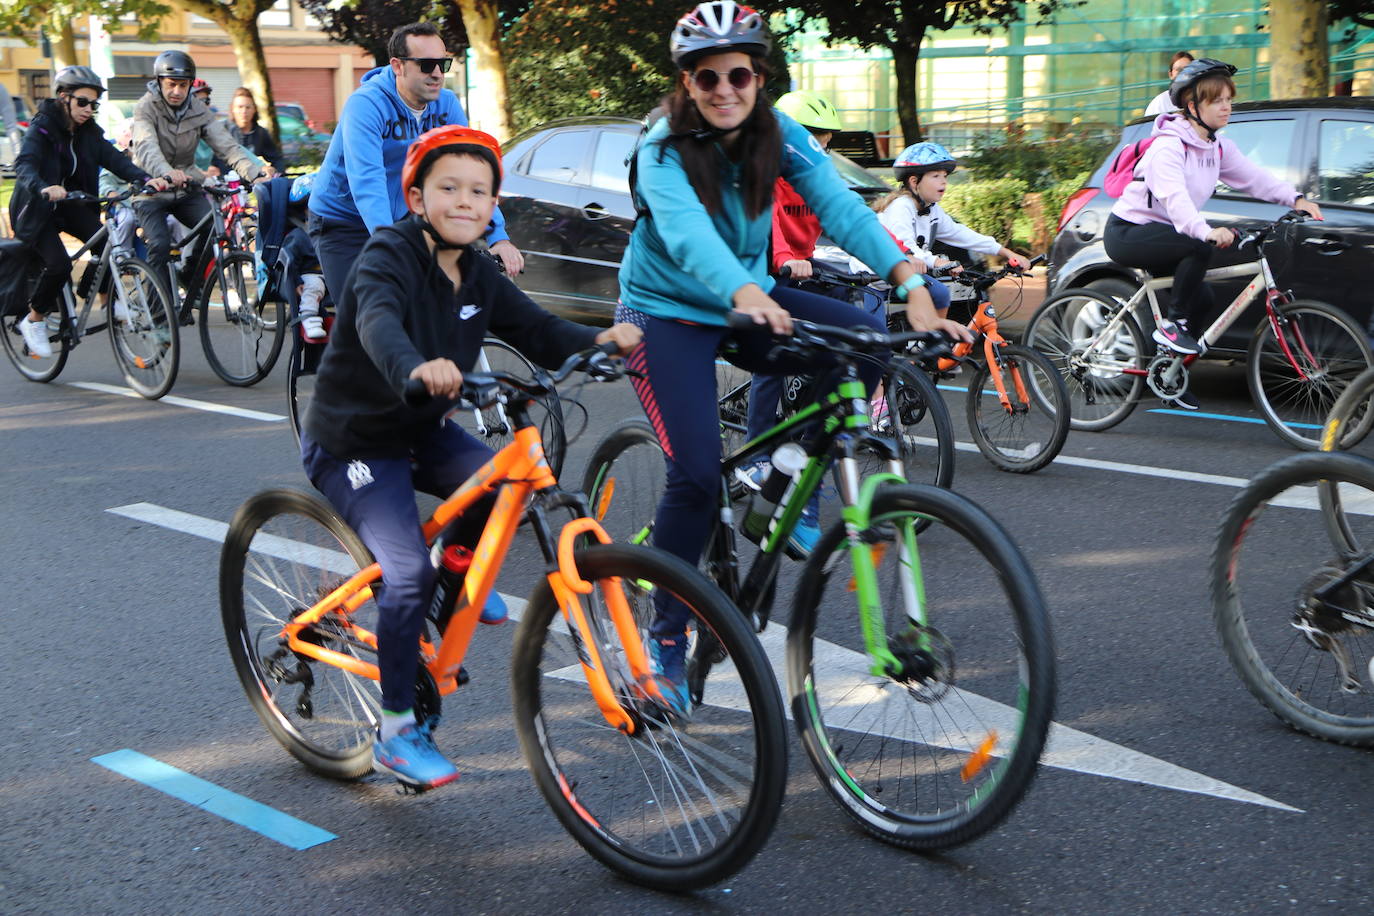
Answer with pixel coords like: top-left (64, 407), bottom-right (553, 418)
top-left (92, 749), bottom-right (336, 850)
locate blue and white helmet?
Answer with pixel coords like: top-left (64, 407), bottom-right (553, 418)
top-left (289, 172), bottom-right (315, 204)
top-left (893, 141), bottom-right (957, 183)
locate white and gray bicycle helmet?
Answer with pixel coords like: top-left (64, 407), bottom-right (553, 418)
top-left (669, 1), bottom-right (770, 69)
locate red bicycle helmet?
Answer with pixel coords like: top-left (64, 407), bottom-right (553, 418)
top-left (402, 125), bottom-right (504, 194)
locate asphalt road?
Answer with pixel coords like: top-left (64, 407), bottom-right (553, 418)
top-left (3, 334), bottom-right (1372, 915)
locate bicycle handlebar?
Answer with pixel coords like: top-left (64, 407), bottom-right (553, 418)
top-left (1235, 210), bottom-right (1311, 251)
top-left (52, 186), bottom-right (159, 205)
top-left (726, 310), bottom-right (953, 362)
top-left (402, 341), bottom-right (625, 409)
top-left (944, 252), bottom-right (1046, 292)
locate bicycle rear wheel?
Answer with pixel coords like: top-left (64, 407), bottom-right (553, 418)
top-left (1024, 288), bottom-right (1145, 432)
top-left (220, 488), bottom-right (382, 778)
top-left (200, 251), bottom-right (284, 386)
top-left (1212, 452), bottom-right (1374, 745)
top-left (109, 257), bottom-right (179, 399)
top-left (789, 483), bottom-right (1055, 849)
top-left (1321, 366), bottom-right (1374, 454)
top-left (286, 333), bottom-right (316, 448)
top-left (583, 419), bottom-right (664, 547)
top-left (457, 337), bottom-right (567, 479)
top-left (511, 542), bottom-right (787, 890)
top-left (966, 344), bottom-right (1070, 473)
top-left (3, 310), bottom-right (69, 382)
top-left (1248, 299), bottom-right (1374, 450)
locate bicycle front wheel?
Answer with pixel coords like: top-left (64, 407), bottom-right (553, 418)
top-left (966, 344), bottom-right (1071, 473)
top-left (457, 337), bottom-right (567, 478)
top-left (1024, 288), bottom-right (1145, 432)
top-left (220, 488), bottom-right (382, 778)
top-left (109, 257), bottom-right (179, 399)
top-left (1212, 452), bottom-right (1374, 745)
top-left (200, 251), bottom-right (285, 386)
top-left (868, 358), bottom-right (955, 490)
top-left (1248, 299), bottom-right (1374, 450)
top-left (788, 483), bottom-right (1055, 849)
top-left (1321, 366), bottom-right (1374, 453)
top-left (582, 419), bottom-right (664, 547)
top-left (512, 542), bottom-right (787, 891)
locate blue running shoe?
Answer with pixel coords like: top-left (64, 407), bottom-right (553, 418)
top-left (373, 722), bottom-right (459, 789)
top-left (785, 492), bottom-right (821, 559)
top-left (649, 635), bottom-right (692, 719)
top-left (480, 590), bottom-right (508, 625)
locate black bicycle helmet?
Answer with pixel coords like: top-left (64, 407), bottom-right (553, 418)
top-left (670, 1), bottom-right (770, 69)
top-left (1168, 57), bottom-right (1237, 108)
top-left (154, 50), bottom-right (196, 81)
top-left (54, 65), bottom-right (105, 96)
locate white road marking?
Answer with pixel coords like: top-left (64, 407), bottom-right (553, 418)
top-left (112, 500), bottom-right (1303, 813)
top-left (66, 381), bottom-right (286, 422)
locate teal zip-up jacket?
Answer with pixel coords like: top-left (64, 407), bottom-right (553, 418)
top-left (619, 111), bottom-right (906, 326)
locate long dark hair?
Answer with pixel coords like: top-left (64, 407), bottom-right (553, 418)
top-left (656, 55), bottom-right (780, 219)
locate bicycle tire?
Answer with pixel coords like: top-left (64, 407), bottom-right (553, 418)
top-left (965, 344), bottom-right (1070, 473)
top-left (870, 357), bottom-right (956, 490)
top-left (286, 333), bottom-right (314, 448)
top-left (582, 419), bottom-right (664, 547)
top-left (788, 483), bottom-right (1055, 849)
top-left (511, 542), bottom-right (787, 890)
top-left (456, 337), bottom-right (567, 479)
top-left (1321, 367), bottom-right (1374, 454)
top-left (199, 251), bottom-right (285, 386)
top-left (220, 488), bottom-right (383, 778)
top-left (1024, 288), bottom-right (1145, 432)
top-left (1212, 452), bottom-right (1374, 745)
top-left (2, 310), bottom-right (69, 382)
top-left (1248, 299), bottom-right (1374, 450)
top-left (108, 256), bottom-right (180, 399)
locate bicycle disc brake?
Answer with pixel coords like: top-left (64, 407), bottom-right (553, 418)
top-left (888, 624), bottom-right (954, 703)
top-left (1145, 353), bottom-right (1187, 400)
top-left (1294, 565), bottom-right (1365, 693)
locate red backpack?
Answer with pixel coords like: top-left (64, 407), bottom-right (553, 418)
top-left (1103, 135), bottom-right (1220, 198)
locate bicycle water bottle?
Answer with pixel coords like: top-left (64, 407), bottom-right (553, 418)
top-left (429, 545), bottom-right (473, 633)
top-left (742, 442), bottom-right (808, 543)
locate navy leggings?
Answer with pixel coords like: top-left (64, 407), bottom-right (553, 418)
top-left (617, 284), bottom-right (885, 637)
top-left (301, 424), bottom-right (494, 714)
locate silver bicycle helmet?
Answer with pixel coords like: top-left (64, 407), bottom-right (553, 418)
top-left (670, 1), bottom-right (770, 69)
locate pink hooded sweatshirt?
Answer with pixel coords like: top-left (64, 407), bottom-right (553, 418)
top-left (1110, 112), bottom-right (1301, 241)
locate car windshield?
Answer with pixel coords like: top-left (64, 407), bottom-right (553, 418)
top-left (829, 151), bottom-right (887, 190)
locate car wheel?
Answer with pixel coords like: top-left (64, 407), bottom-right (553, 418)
top-left (1085, 277), bottom-right (1137, 305)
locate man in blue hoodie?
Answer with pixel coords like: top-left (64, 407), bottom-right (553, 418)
top-left (308, 22), bottom-right (523, 296)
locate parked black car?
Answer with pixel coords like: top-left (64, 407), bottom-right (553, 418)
top-left (1048, 98), bottom-right (1374, 355)
top-left (500, 116), bottom-right (893, 325)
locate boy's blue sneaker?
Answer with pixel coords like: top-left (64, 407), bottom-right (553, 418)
top-left (373, 721), bottom-right (459, 790)
top-left (785, 493), bottom-right (822, 559)
top-left (649, 635), bottom-right (693, 719)
top-left (480, 590), bottom-right (508, 625)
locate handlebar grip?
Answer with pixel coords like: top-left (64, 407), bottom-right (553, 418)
top-left (402, 377), bottom-right (430, 407)
top-left (776, 265), bottom-right (792, 279)
top-left (726, 311), bottom-right (759, 331)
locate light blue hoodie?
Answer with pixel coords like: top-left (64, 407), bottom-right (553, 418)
top-left (308, 66), bottom-right (508, 242)
top-left (619, 111), bottom-right (906, 326)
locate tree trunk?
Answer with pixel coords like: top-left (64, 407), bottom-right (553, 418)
top-left (454, 0), bottom-right (512, 139)
top-left (889, 35), bottom-right (924, 148)
top-left (1270, 0), bottom-right (1329, 99)
top-left (221, 16), bottom-right (278, 141)
top-left (50, 16), bottom-right (76, 70)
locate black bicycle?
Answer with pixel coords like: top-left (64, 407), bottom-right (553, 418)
top-left (1, 188), bottom-right (178, 398)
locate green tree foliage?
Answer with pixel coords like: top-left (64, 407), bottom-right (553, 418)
top-left (0, 0), bottom-right (168, 44)
top-left (295, 0), bottom-right (527, 67)
top-left (783, 0), bottom-right (1072, 146)
top-left (169, 0), bottom-right (280, 138)
top-left (503, 0), bottom-right (790, 131)
top-left (942, 177), bottom-right (1026, 246)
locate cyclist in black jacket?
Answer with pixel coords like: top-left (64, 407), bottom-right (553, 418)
top-left (300, 125), bottom-right (640, 790)
top-left (8, 66), bottom-right (168, 357)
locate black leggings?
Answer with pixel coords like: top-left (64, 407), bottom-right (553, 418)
top-left (31, 203), bottom-right (103, 315)
top-left (1104, 214), bottom-right (1215, 326)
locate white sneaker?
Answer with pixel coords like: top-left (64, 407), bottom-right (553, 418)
top-left (301, 315), bottom-right (326, 340)
top-left (17, 316), bottom-right (52, 358)
top-left (224, 289), bottom-right (242, 316)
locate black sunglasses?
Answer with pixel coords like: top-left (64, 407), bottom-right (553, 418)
top-left (397, 57), bottom-right (453, 75)
top-left (70, 96), bottom-right (100, 111)
top-left (691, 66), bottom-right (756, 92)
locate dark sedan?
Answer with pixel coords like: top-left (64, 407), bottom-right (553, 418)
top-left (1048, 98), bottom-right (1374, 355)
top-left (500, 116), bottom-right (892, 325)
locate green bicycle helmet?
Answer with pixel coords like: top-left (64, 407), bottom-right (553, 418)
top-left (774, 90), bottom-right (842, 133)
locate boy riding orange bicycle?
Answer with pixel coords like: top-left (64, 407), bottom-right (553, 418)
top-left (297, 124), bottom-right (639, 789)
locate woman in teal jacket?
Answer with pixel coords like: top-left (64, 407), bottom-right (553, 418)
top-left (618, 1), bottom-right (970, 715)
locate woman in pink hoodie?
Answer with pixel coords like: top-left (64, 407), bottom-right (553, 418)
top-left (1104, 58), bottom-right (1322, 410)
